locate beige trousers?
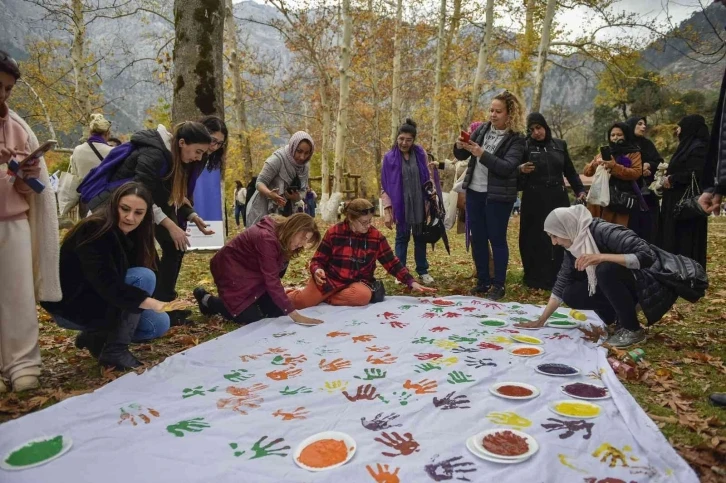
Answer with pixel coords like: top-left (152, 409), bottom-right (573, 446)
top-left (0, 219), bottom-right (41, 382)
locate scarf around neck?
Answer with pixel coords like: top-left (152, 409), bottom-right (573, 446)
top-left (381, 144), bottom-right (431, 231)
top-left (544, 205), bottom-right (601, 296)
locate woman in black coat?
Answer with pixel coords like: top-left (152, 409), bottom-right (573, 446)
top-left (625, 116), bottom-right (663, 243)
top-left (656, 115), bottom-right (709, 267)
top-left (515, 205), bottom-right (678, 349)
top-left (453, 90), bottom-right (526, 301)
top-left (42, 183), bottom-right (184, 370)
top-left (518, 112), bottom-right (585, 290)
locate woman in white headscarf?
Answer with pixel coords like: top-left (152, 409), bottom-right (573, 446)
top-left (515, 205), bottom-right (677, 349)
top-left (246, 131), bottom-right (314, 227)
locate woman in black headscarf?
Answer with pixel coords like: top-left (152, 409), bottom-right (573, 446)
top-left (518, 112), bottom-right (585, 290)
top-left (625, 116), bottom-right (663, 243)
top-left (583, 122), bottom-right (644, 227)
top-left (656, 115), bottom-right (709, 267)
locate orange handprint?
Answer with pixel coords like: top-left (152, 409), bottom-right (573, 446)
top-left (366, 463), bottom-right (401, 483)
top-left (353, 334), bottom-right (376, 343)
top-left (319, 358), bottom-right (352, 372)
top-left (272, 407), bottom-right (309, 421)
top-left (217, 384), bottom-right (267, 415)
top-left (366, 353), bottom-right (398, 365)
top-left (226, 383), bottom-right (268, 397)
top-left (403, 378), bottom-right (438, 395)
top-left (327, 331), bottom-right (350, 338)
top-left (118, 404), bottom-right (160, 426)
top-left (266, 368), bottom-right (303, 380)
top-left (239, 353), bottom-right (262, 362)
top-left (366, 345), bottom-right (390, 353)
top-left (265, 347), bottom-right (288, 354)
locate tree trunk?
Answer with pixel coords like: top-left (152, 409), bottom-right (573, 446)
top-left (325, 0), bottom-right (353, 223)
top-left (512, 0), bottom-right (536, 106)
top-left (224, 0), bottom-right (253, 180)
top-left (431, 0), bottom-right (446, 162)
top-left (531, 0), bottom-right (556, 113)
top-left (70, 0), bottom-right (90, 118)
top-left (172, 0), bottom-right (225, 123)
top-left (19, 79), bottom-right (57, 143)
top-left (320, 84), bottom-right (331, 203)
top-left (390, 0), bottom-right (403, 145)
top-left (463, 0), bottom-right (494, 129)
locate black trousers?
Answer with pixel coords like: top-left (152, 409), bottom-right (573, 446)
top-left (561, 262), bottom-right (640, 331)
top-left (153, 222), bottom-right (185, 302)
top-left (207, 293), bottom-right (284, 325)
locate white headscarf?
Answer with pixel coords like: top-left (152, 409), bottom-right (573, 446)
top-left (543, 205), bottom-right (600, 295)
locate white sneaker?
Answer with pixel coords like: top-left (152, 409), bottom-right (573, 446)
top-left (12, 375), bottom-right (39, 392)
top-left (420, 274), bottom-right (435, 285)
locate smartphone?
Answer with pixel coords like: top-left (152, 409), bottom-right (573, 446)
top-left (19, 140), bottom-right (57, 166)
top-left (460, 130), bottom-right (470, 143)
top-left (599, 146), bottom-right (612, 161)
top-left (528, 152), bottom-right (541, 168)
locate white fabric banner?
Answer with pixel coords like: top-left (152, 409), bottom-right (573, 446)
top-left (0, 296), bottom-right (697, 482)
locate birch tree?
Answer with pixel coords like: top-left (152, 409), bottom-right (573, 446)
top-left (431, 0), bottom-right (447, 162)
top-left (530, 0), bottom-right (556, 113)
top-left (389, 0), bottom-right (403, 145)
top-left (462, 0), bottom-right (494, 129)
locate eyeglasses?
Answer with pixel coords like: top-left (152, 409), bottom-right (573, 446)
top-left (210, 138), bottom-right (224, 147)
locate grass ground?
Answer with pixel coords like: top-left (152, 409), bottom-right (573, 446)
top-left (1, 215), bottom-right (724, 480)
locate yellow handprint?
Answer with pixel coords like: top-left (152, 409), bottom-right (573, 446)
top-left (434, 339), bottom-right (458, 350)
top-left (321, 380), bottom-right (349, 394)
top-left (486, 411), bottom-right (532, 429)
top-left (592, 443), bottom-right (639, 468)
top-left (430, 356), bottom-right (459, 367)
top-left (484, 335), bottom-right (512, 344)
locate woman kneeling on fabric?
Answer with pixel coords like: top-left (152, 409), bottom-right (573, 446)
top-left (287, 199), bottom-right (436, 310)
top-left (515, 205), bottom-right (678, 349)
top-left (42, 182), bottom-right (182, 370)
top-left (194, 213), bottom-right (324, 326)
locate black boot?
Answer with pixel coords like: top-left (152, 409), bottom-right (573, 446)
top-left (168, 309), bottom-right (193, 327)
top-left (98, 312), bottom-right (143, 370)
top-left (193, 287), bottom-right (214, 316)
top-left (75, 331), bottom-right (106, 358)
top-left (710, 393), bottom-right (726, 407)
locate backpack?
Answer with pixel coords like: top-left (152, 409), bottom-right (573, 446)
top-left (77, 142), bottom-right (137, 204)
top-left (649, 245), bottom-right (708, 303)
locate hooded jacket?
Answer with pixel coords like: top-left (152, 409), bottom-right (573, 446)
top-left (625, 116), bottom-right (662, 192)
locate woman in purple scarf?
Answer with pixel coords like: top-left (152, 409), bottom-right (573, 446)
top-left (381, 119), bottom-right (436, 285)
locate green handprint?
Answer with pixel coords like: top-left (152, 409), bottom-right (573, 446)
top-left (510, 305), bottom-right (522, 309)
top-left (166, 417), bottom-right (210, 437)
top-left (467, 329), bottom-right (489, 337)
top-left (447, 371), bottom-right (475, 384)
top-left (431, 307), bottom-right (445, 313)
top-left (354, 368), bottom-right (387, 380)
top-left (345, 319), bottom-right (368, 326)
top-left (229, 442), bottom-right (246, 457)
top-left (448, 335), bottom-right (478, 344)
top-left (414, 363), bottom-right (442, 373)
top-left (377, 394), bottom-right (391, 404)
top-left (224, 369), bottom-right (254, 383)
top-left (230, 436), bottom-right (291, 459)
top-left (280, 386), bottom-right (313, 396)
top-left (398, 305), bottom-right (414, 310)
top-left (412, 337), bottom-right (436, 345)
top-left (393, 391), bottom-right (413, 406)
top-left (182, 385), bottom-right (218, 398)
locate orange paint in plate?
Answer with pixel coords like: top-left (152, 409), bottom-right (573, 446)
top-left (513, 347), bottom-right (541, 356)
top-left (297, 439), bottom-right (348, 468)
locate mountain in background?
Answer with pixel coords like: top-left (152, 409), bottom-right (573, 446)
top-left (1, 0), bottom-right (725, 136)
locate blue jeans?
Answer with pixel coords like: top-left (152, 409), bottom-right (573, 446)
top-left (51, 267), bottom-right (170, 342)
top-left (395, 222), bottom-right (429, 276)
top-left (466, 190), bottom-right (514, 288)
top-left (234, 202), bottom-right (246, 227)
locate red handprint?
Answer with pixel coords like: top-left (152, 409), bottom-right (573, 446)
top-left (327, 331), bottom-right (350, 338)
top-left (414, 353), bottom-right (443, 361)
top-left (319, 358), bottom-right (352, 372)
top-left (478, 342), bottom-right (504, 350)
top-left (403, 379), bottom-right (438, 395)
top-left (458, 307), bottom-right (477, 312)
top-left (429, 326), bottom-right (449, 332)
top-left (442, 312), bottom-right (461, 318)
top-left (367, 353), bottom-right (398, 365)
top-left (422, 312), bottom-right (436, 319)
top-left (266, 368), bottom-right (303, 380)
top-left (374, 431), bottom-right (421, 457)
top-left (386, 321), bottom-right (408, 329)
top-left (366, 345), bottom-right (390, 353)
top-left (353, 334), bottom-right (376, 343)
top-left (496, 328), bottom-right (520, 334)
top-left (378, 312), bottom-right (399, 320)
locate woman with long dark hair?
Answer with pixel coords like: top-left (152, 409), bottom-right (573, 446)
top-left (453, 91), bottom-right (526, 300)
top-left (87, 121), bottom-right (213, 325)
top-left (657, 115), bottom-right (709, 267)
top-left (42, 182), bottom-right (182, 370)
top-left (381, 119), bottom-right (438, 285)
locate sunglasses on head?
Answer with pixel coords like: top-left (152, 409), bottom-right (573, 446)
top-left (355, 207), bottom-right (375, 215)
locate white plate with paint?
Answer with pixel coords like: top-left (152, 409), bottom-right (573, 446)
top-left (560, 383), bottom-right (611, 401)
top-left (471, 429), bottom-right (539, 461)
top-left (549, 400), bottom-right (603, 419)
top-left (478, 319), bottom-right (509, 328)
top-left (510, 334), bottom-right (544, 345)
top-left (489, 382), bottom-right (540, 400)
top-left (534, 363), bottom-right (580, 377)
top-left (293, 431), bottom-right (356, 472)
top-left (508, 345), bottom-right (545, 357)
top-left (1, 435), bottom-right (73, 471)
top-left (466, 437), bottom-right (528, 464)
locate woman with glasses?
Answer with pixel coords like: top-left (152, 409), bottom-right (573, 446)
top-left (288, 199), bottom-right (435, 310)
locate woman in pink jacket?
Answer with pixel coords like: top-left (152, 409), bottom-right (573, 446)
top-left (194, 213), bottom-right (324, 326)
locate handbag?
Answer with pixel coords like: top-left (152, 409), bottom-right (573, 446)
top-left (650, 245), bottom-right (708, 303)
top-left (369, 279), bottom-right (386, 304)
top-left (674, 172), bottom-right (708, 221)
top-left (608, 183), bottom-right (637, 214)
top-left (57, 163), bottom-right (81, 217)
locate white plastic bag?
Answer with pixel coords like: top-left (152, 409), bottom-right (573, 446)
top-left (452, 170), bottom-right (466, 193)
top-left (443, 191), bottom-right (458, 230)
top-left (57, 167), bottom-right (81, 217)
top-left (586, 165), bottom-right (610, 207)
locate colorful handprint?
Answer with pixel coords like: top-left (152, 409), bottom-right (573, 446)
top-left (272, 407), bottom-right (309, 421)
top-left (319, 358), bottom-right (352, 372)
top-left (403, 379), bottom-right (438, 395)
top-left (374, 431), bottom-right (421, 457)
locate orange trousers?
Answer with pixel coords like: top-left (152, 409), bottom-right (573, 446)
top-left (287, 278), bottom-right (371, 310)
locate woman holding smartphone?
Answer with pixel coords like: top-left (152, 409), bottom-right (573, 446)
top-left (518, 112), bottom-right (585, 290)
top-left (246, 132), bottom-right (314, 227)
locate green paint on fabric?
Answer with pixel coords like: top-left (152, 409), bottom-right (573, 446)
top-left (5, 436), bottom-right (63, 467)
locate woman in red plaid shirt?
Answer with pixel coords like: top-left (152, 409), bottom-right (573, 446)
top-left (288, 199), bottom-right (435, 309)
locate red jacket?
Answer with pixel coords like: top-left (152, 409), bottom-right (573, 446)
top-left (210, 216), bottom-right (294, 317)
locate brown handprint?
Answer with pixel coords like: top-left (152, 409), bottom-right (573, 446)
top-left (217, 383), bottom-right (268, 415)
top-left (366, 345), bottom-right (390, 353)
top-left (403, 378), bottom-right (438, 395)
top-left (366, 353), bottom-right (398, 365)
top-left (343, 384), bottom-right (379, 402)
top-left (319, 358), bottom-right (352, 372)
top-left (265, 347), bottom-right (288, 354)
top-left (239, 353), bottom-right (262, 362)
top-left (353, 334), bottom-right (376, 343)
top-left (327, 331), bottom-right (350, 338)
top-left (366, 463), bottom-right (401, 483)
top-left (374, 431), bottom-right (421, 457)
top-left (266, 368), bottom-right (303, 381)
top-left (272, 407), bottom-right (309, 421)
